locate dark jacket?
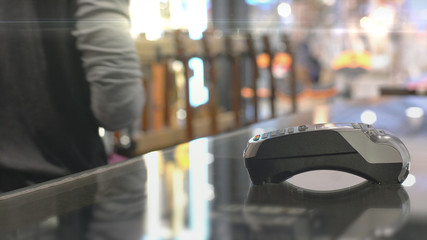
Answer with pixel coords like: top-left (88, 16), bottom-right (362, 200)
top-left (0, 0), bottom-right (107, 191)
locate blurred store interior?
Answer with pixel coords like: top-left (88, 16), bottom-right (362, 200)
top-left (4, 1), bottom-right (427, 240)
top-left (109, 0), bottom-right (427, 157)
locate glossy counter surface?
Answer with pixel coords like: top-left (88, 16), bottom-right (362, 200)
top-left (1, 97), bottom-right (427, 239)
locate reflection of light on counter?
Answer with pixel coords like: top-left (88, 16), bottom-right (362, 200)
top-left (374, 227), bottom-right (396, 238)
top-left (342, 208), bottom-right (401, 239)
top-left (277, 3), bottom-right (292, 18)
top-left (98, 127), bottom-right (105, 138)
top-left (402, 174), bottom-right (416, 187)
top-left (323, 123), bottom-right (336, 128)
top-left (246, 0), bottom-right (275, 5)
top-left (143, 152), bottom-right (162, 239)
top-left (361, 110), bottom-right (377, 125)
top-left (189, 137), bottom-right (210, 239)
top-left (406, 107), bottom-right (424, 130)
top-left (313, 105), bottom-right (330, 124)
top-left (171, 163), bottom-right (187, 237)
top-left (406, 107), bottom-right (424, 119)
top-left (174, 143), bottom-right (190, 169)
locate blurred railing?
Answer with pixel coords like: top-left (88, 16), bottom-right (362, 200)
top-left (125, 30), bottom-right (300, 155)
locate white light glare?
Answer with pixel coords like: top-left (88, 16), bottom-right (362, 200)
top-left (322, 0), bottom-right (335, 6)
top-left (185, 0), bottom-right (208, 40)
top-left (120, 135), bottom-right (131, 146)
top-left (189, 57), bottom-right (209, 107)
top-left (402, 174), bottom-right (416, 187)
top-left (129, 0), bottom-right (163, 40)
top-left (372, 6), bottom-right (395, 26)
top-left (361, 110), bottom-right (377, 125)
top-left (360, 6), bottom-right (395, 33)
top-left (143, 151), bottom-right (161, 239)
top-left (406, 107), bottom-right (424, 119)
top-left (360, 16), bottom-right (373, 30)
top-left (277, 3), bottom-right (292, 18)
top-left (177, 109), bottom-right (187, 120)
top-left (189, 137), bottom-right (210, 239)
top-left (252, 128), bottom-right (266, 136)
top-left (98, 127), bottom-right (105, 138)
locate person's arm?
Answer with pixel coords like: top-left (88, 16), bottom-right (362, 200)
top-left (73, 0), bottom-right (144, 131)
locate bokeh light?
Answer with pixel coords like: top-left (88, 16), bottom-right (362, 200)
top-left (277, 3), bottom-right (292, 18)
top-left (361, 110), bottom-right (377, 125)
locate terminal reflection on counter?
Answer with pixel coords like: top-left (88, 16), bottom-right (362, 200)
top-left (243, 182), bottom-right (409, 239)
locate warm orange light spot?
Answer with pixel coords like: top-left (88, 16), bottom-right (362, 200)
top-left (331, 50), bottom-right (371, 70)
top-left (273, 52), bottom-right (292, 67)
top-left (241, 87), bottom-right (254, 98)
top-left (256, 53), bottom-right (271, 68)
top-left (257, 88), bottom-right (271, 98)
top-left (241, 87), bottom-right (273, 98)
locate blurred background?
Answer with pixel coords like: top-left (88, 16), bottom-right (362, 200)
top-left (112, 0), bottom-right (427, 156)
top-left (3, 1), bottom-right (427, 239)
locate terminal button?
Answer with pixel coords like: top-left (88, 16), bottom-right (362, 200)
top-left (298, 125), bottom-right (308, 131)
top-left (261, 133), bottom-right (269, 139)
